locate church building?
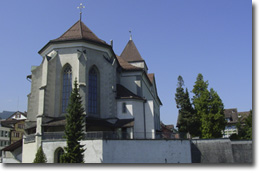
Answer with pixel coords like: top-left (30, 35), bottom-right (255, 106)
top-left (22, 16), bottom-right (162, 162)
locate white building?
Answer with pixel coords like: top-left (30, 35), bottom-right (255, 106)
top-left (22, 18), bottom-right (163, 163)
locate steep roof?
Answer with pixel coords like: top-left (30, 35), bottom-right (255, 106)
top-left (52, 20), bottom-right (108, 45)
top-left (39, 20), bottom-right (110, 54)
top-left (120, 40), bottom-right (144, 62)
top-left (147, 73), bottom-right (154, 84)
top-left (116, 55), bottom-right (143, 71)
top-left (2, 139), bottom-right (22, 151)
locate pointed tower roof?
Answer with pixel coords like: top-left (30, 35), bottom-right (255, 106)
top-left (39, 20), bottom-right (109, 54)
top-left (120, 40), bottom-right (144, 62)
top-left (52, 20), bottom-right (107, 45)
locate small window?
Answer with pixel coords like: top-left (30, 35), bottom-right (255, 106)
top-left (122, 102), bottom-right (127, 113)
top-left (18, 124), bottom-right (24, 129)
top-left (54, 147), bottom-right (64, 163)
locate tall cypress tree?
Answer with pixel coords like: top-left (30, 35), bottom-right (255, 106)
top-left (61, 79), bottom-right (85, 163)
top-left (175, 76), bottom-right (194, 136)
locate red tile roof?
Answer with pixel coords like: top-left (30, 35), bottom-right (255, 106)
top-left (116, 55), bottom-right (143, 71)
top-left (2, 139), bottom-right (22, 151)
top-left (39, 20), bottom-right (110, 54)
top-left (120, 40), bottom-right (144, 62)
top-left (52, 20), bottom-right (108, 45)
top-left (147, 73), bottom-right (154, 83)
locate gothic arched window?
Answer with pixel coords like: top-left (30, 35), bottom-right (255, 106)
top-left (62, 65), bottom-right (72, 113)
top-left (88, 67), bottom-right (99, 115)
top-left (54, 147), bottom-right (64, 163)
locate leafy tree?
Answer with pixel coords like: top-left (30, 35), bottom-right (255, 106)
top-left (33, 146), bottom-right (47, 163)
top-left (200, 88), bottom-right (226, 138)
top-left (236, 110), bottom-right (252, 139)
top-left (175, 76), bottom-right (195, 137)
top-left (192, 74), bottom-right (226, 138)
top-left (61, 79), bottom-right (85, 163)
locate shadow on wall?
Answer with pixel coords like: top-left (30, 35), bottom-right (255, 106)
top-left (191, 139), bottom-right (252, 163)
top-left (191, 142), bottom-right (201, 163)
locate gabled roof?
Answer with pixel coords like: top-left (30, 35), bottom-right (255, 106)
top-left (120, 40), bottom-right (144, 62)
top-left (7, 111), bottom-right (27, 120)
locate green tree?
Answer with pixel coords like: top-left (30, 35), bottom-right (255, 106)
top-left (192, 73), bottom-right (209, 137)
top-left (175, 76), bottom-right (195, 137)
top-left (61, 79), bottom-right (85, 163)
top-left (33, 146), bottom-right (47, 163)
top-left (192, 73), bottom-right (226, 138)
top-left (200, 88), bottom-right (226, 138)
top-left (236, 110), bottom-right (252, 139)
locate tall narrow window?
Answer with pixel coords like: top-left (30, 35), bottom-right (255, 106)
top-left (88, 67), bottom-right (98, 115)
top-left (62, 65), bottom-right (72, 113)
top-left (122, 102), bottom-right (127, 113)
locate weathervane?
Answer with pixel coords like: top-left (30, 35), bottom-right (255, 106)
top-left (77, 3), bottom-right (85, 21)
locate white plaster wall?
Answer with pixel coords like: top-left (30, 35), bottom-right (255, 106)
top-left (22, 141), bottom-right (37, 163)
top-left (2, 158), bottom-right (21, 163)
top-left (117, 101), bottom-right (133, 119)
top-left (42, 140), bottom-right (103, 163)
top-left (41, 141), bottom-right (66, 163)
top-left (145, 100), bottom-right (155, 139)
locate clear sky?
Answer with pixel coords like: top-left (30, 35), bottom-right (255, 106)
top-left (0, 0), bottom-right (252, 126)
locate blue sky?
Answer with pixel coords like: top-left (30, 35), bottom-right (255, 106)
top-left (0, 0), bottom-right (252, 126)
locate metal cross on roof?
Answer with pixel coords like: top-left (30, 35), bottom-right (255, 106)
top-left (77, 3), bottom-right (85, 20)
top-left (129, 30), bottom-right (132, 40)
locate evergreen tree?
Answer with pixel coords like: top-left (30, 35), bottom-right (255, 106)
top-left (61, 79), bottom-right (85, 163)
top-left (192, 73), bottom-right (209, 137)
top-left (33, 146), bottom-right (47, 163)
top-left (175, 76), bottom-right (195, 136)
top-left (192, 73), bottom-right (226, 138)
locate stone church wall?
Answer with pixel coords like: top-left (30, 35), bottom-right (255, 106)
top-left (27, 65), bottom-right (42, 121)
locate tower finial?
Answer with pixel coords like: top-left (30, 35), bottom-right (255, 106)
top-left (129, 30), bottom-right (132, 40)
top-left (77, 3), bottom-right (85, 21)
